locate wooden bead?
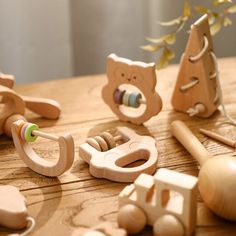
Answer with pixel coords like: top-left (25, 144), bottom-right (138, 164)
top-left (114, 89), bottom-right (125, 104)
top-left (153, 214), bottom-right (184, 236)
top-left (129, 92), bottom-right (141, 108)
top-left (24, 123), bottom-right (39, 142)
top-left (101, 132), bottom-right (116, 149)
top-left (94, 136), bottom-right (109, 151)
top-left (122, 92), bottom-right (131, 106)
top-left (20, 123), bottom-right (29, 141)
top-left (86, 137), bottom-right (101, 151)
top-left (117, 204), bottom-right (147, 234)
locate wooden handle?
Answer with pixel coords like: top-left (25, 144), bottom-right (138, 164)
top-left (170, 120), bottom-right (212, 166)
top-left (22, 96), bottom-right (61, 119)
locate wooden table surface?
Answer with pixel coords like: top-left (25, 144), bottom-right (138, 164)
top-left (1, 57), bottom-right (236, 236)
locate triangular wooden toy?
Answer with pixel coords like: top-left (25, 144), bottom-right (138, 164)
top-left (171, 14), bottom-right (220, 118)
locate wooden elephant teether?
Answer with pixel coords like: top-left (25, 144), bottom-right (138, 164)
top-left (0, 185), bottom-right (35, 234)
top-left (102, 54), bottom-right (162, 125)
top-left (0, 72), bottom-right (74, 177)
top-left (79, 127), bottom-right (158, 182)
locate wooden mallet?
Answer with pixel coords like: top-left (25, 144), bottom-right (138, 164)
top-left (170, 120), bottom-right (236, 221)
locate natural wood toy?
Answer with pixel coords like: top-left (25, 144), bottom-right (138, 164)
top-left (102, 54), bottom-right (162, 125)
top-left (170, 120), bottom-right (236, 221)
top-left (79, 127), bottom-right (158, 182)
top-left (71, 222), bottom-right (127, 236)
top-left (200, 128), bottom-right (236, 148)
top-left (118, 168), bottom-right (198, 236)
top-left (0, 73), bottom-right (74, 177)
top-left (0, 185), bottom-right (35, 234)
top-left (171, 14), bottom-right (220, 118)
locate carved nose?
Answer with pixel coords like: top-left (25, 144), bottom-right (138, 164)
top-left (128, 78), bottom-right (131, 82)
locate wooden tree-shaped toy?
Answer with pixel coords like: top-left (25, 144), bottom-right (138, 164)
top-left (171, 14), bottom-right (220, 118)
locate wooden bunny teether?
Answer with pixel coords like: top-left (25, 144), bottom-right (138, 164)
top-left (102, 54), bottom-right (162, 125)
top-left (79, 127), bottom-right (158, 182)
top-left (0, 72), bottom-right (74, 177)
top-left (0, 185), bottom-right (35, 235)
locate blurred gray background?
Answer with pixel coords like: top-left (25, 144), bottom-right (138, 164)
top-left (0, 0), bottom-right (235, 84)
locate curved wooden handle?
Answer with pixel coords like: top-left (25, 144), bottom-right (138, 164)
top-left (22, 96), bottom-right (61, 119)
top-left (170, 120), bottom-right (212, 166)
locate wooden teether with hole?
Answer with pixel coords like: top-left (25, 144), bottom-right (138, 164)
top-left (79, 127), bottom-right (158, 182)
top-left (102, 54), bottom-right (162, 125)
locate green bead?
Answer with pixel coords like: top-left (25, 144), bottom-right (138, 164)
top-left (24, 123), bottom-right (39, 142)
top-left (129, 92), bottom-right (142, 108)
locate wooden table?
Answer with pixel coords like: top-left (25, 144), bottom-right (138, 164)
top-left (1, 58), bottom-right (236, 235)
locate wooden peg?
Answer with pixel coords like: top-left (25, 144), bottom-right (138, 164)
top-left (118, 168), bottom-right (198, 235)
top-left (79, 127), bottom-right (158, 182)
top-left (170, 120), bottom-right (236, 221)
top-left (11, 120), bottom-right (74, 177)
top-left (200, 128), bottom-right (236, 148)
top-left (171, 14), bottom-right (220, 118)
top-left (102, 54), bottom-right (162, 125)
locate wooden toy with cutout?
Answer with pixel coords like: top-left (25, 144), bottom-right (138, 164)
top-left (118, 168), bottom-right (198, 235)
top-left (0, 72), bottom-right (74, 177)
top-left (171, 14), bottom-right (220, 118)
top-left (79, 127), bottom-right (158, 182)
top-left (102, 54), bottom-right (162, 125)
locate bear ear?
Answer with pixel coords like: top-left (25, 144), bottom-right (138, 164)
top-left (106, 54), bottom-right (118, 80)
top-left (144, 62), bottom-right (157, 88)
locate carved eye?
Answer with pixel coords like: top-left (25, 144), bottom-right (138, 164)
top-left (131, 73), bottom-right (142, 83)
top-left (115, 68), bottom-right (126, 82)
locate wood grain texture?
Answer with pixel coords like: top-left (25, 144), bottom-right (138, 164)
top-left (0, 58), bottom-right (236, 235)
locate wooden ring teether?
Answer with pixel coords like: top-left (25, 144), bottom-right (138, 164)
top-left (79, 127), bottom-right (158, 182)
top-left (11, 120), bottom-right (75, 177)
top-left (102, 54), bottom-right (162, 125)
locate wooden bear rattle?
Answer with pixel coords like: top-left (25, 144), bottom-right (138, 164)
top-left (79, 127), bottom-right (158, 182)
top-left (0, 73), bottom-right (74, 177)
top-left (102, 54), bottom-right (162, 125)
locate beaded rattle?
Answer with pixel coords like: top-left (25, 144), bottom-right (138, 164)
top-left (79, 127), bottom-right (158, 182)
top-left (0, 73), bottom-right (74, 177)
top-left (102, 54), bottom-right (162, 125)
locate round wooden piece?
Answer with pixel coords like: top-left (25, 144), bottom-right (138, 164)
top-left (129, 92), bottom-right (142, 108)
top-left (122, 92), bottom-right (131, 106)
top-left (94, 136), bottom-right (109, 151)
top-left (114, 89), bottom-right (125, 104)
top-left (20, 123), bottom-right (29, 141)
top-left (101, 132), bottom-right (116, 149)
top-left (117, 204), bottom-right (147, 234)
top-left (86, 138), bottom-right (101, 151)
top-left (153, 214), bottom-right (184, 236)
top-left (24, 123), bottom-right (39, 142)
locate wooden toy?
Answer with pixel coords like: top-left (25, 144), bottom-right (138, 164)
top-left (170, 120), bottom-right (236, 221)
top-left (118, 168), bottom-right (198, 235)
top-left (11, 120), bottom-right (74, 177)
top-left (200, 128), bottom-right (236, 148)
top-left (0, 73), bottom-right (74, 177)
top-left (71, 222), bottom-right (127, 236)
top-left (171, 14), bottom-right (220, 118)
top-left (102, 54), bottom-right (162, 125)
top-left (79, 127), bottom-right (158, 182)
top-left (0, 185), bottom-right (35, 234)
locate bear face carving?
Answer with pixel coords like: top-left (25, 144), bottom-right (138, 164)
top-left (102, 54), bottom-right (162, 125)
